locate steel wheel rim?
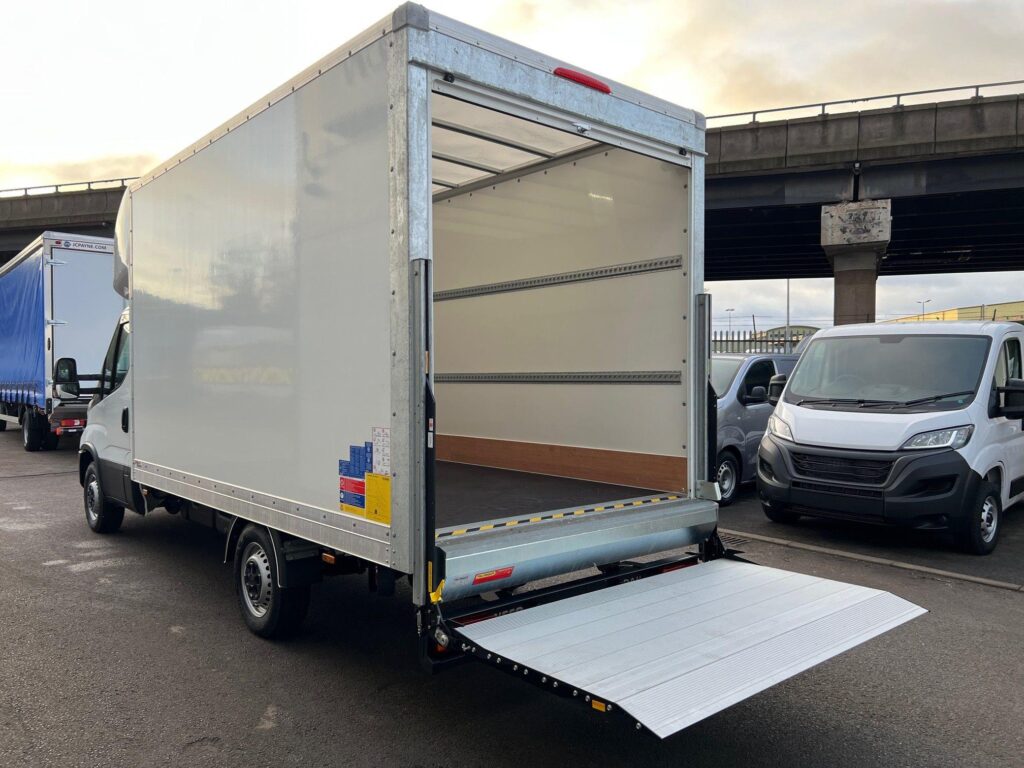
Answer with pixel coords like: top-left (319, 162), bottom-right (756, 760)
top-left (980, 496), bottom-right (998, 544)
top-left (85, 478), bottom-right (100, 525)
top-left (242, 542), bottom-right (273, 618)
top-left (717, 459), bottom-right (736, 498)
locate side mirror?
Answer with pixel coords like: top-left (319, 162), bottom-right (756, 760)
top-left (745, 385), bottom-right (767, 405)
top-left (54, 357), bottom-right (80, 399)
top-left (768, 374), bottom-right (787, 406)
top-left (999, 378), bottom-right (1024, 419)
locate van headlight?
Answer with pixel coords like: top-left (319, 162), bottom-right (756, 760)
top-left (768, 414), bottom-right (794, 442)
top-left (900, 425), bottom-right (973, 451)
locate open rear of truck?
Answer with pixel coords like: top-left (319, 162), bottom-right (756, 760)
top-left (121, 4), bottom-right (923, 738)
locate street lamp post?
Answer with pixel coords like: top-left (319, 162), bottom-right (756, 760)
top-left (918, 299), bottom-right (931, 320)
top-left (725, 307), bottom-right (735, 331)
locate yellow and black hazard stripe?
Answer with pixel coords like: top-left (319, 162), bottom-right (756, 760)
top-left (435, 495), bottom-right (682, 540)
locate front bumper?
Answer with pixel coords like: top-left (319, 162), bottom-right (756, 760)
top-left (757, 434), bottom-right (979, 529)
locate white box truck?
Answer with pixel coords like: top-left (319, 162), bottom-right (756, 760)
top-left (72, 4), bottom-right (924, 738)
top-left (0, 232), bottom-right (123, 450)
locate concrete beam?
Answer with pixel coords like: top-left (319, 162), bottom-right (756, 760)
top-left (707, 93), bottom-right (1024, 176)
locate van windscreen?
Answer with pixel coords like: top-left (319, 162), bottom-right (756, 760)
top-left (785, 334), bottom-right (991, 411)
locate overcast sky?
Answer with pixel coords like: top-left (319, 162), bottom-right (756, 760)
top-left (3, 0), bottom-right (1022, 326)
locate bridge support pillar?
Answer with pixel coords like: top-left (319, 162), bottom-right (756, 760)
top-left (821, 199), bottom-right (891, 325)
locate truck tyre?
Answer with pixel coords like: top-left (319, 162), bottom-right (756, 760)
top-left (761, 497), bottom-right (800, 524)
top-left (715, 452), bottom-right (740, 506)
top-left (22, 412), bottom-right (44, 452)
top-left (42, 432), bottom-right (60, 451)
top-left (0, 405), bottom-right (6, 432)
top-left (83, 462), bottom-right (125, 533)
top-left (234, 525), bottom-right (310, 639)
top-left (958, 481), bottom-right (1000, 556)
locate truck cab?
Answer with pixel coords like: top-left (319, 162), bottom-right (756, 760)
top-left (758, 321), bottom-right (1024, 554)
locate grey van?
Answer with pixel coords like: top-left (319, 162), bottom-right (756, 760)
top-left (713, 354), bottom-right (799, 505)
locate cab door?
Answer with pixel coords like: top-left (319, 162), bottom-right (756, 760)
top-left (88, 317), bottom-right (133, 505)
top-left (737, 358), bottom-right (776, 477)
top-left (993, 334), bottom-right (1024, 505)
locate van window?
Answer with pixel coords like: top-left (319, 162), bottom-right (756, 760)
top-left (742, 360), bottom-right (775, 398)
top-left (995, 338), bottom-right (1022, 387)
top-left (710, 357), bottom-right (744, 397)
top-left (113, 322), bottom-right (131, 390)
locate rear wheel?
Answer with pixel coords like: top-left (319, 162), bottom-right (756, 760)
top-left (959, 481), bottom-right (1000, 555)
top-left (83, 462), bottom-right (125, 533)
top-left (42, 432), bottom-right (60, 451)
top-left (22, 412), bottom-right (44, 452)
top-left (715, 452), bottom-right (740, 506)
top-left (762, 497), bottom-right (800, 524)
top-left (0, 404), bottom-right (7, 432)
top-left (234, 525), bottom-right (310, 638)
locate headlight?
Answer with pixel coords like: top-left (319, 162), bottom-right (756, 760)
top-left (768, 414), bottom-right (794, 441)
top-left (900, 425), bottom-right (973, 451)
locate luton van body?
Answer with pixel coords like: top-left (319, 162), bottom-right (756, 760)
top-left (74, 4), bottom-right (924, 737)
top-left (0, 232), bottom-right (122, 451)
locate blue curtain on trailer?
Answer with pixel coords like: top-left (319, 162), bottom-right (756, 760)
top-left (0, 250), bottom-right (46, 409)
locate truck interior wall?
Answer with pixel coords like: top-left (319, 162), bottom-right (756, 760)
top-left (432, 113), bottom-right (691, 513)
top-left (130, 39), bottom-right (394, 529)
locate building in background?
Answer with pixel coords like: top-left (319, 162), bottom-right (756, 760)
top-left (885, 300), bottom-right (1024, 323)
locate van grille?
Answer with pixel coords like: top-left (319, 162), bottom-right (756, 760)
top-left (790, 453), bottom-right (894, 485)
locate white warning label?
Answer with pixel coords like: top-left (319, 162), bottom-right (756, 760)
top-left (372, 427), bottom-right (391, 476)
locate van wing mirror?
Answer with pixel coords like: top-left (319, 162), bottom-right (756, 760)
top-left (999, 378), bottom-right (1024, 419)
top-left (54, 357), bottom-right (80, 399)
top-left (767, 374), bottom-right (787, 406)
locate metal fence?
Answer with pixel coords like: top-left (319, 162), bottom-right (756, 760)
top-left (706, 78), bottom-right (1024, 125)
top-left (0, 177), bottom-right (138, 198)
top-left (712, 330), bottom-right (811, 355)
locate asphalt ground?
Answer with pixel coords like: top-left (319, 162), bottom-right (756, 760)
top-left (1, 431), bottom-right (1022, 767)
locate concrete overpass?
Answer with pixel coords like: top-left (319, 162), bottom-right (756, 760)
top-left (706, 81), bottom-right (1024, 321)
top-left (2, 82), bottom-right (1023, 322)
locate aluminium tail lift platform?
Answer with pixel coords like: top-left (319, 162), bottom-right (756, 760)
top-left (430, 498), bottom-right (925, 739)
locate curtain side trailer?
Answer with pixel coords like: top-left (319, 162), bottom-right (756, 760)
top-left (73, 4), bottom-right (925, 738)
top-left (0, 232), bottom-right (122, 451)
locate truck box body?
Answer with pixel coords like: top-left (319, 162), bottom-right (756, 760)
top-left (92, 4), bottom-right (924, 738)
top-left (0, 232), bottom-right (121, 437)
top-left (122, 6), bottom-right (708, 585)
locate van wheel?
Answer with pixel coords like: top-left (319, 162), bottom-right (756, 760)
top-left (22, 413), bottom-right (44, 452)
top-left (959, 481), bottom-right (1000, 555)
top-left (762, 498), bottom-right (800, 524)
top-left (235, 525), bottom-right (310, 639)
top-left (716, 452), bottom-right (740, 506)
top-left (83, 462), bottom-right (125, 533)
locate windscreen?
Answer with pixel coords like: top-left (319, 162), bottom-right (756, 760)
top-left (711, 357), bottom-right (743, 397)
top-left (785, 334), bottom-right (991, 411)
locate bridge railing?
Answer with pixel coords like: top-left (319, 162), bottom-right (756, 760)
top-left (0, 177), bottom-right (138, 198)
top-left (707, 79), bottom-right (1024, 125)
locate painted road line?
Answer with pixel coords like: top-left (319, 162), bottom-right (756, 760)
top-left (719, 527), bottom-right (1024, 593)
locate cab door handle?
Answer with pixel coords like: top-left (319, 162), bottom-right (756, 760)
top-left (121, 407), bottom-right (129, 433)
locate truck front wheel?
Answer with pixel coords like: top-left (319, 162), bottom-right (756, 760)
top-left (234, 525), bottom-right (310, 639)
top-left (958, 481), bottom-right (1000, 555)
top-left (83, 462), bottom-right (125, 533)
